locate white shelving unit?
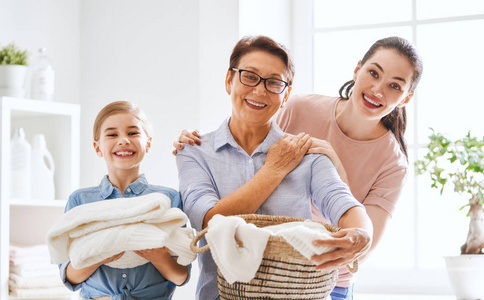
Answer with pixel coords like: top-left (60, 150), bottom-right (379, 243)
top-left (0, 97), bottom-right (80, 299)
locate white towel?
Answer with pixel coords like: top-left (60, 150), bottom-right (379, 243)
top-left (9, 286), bottom-right (73, 298)
top-left (9, 273), bottom-right (64, 289)
top-left (9, 244), bottom-right (51, 266)
top-left (46, 193), bottom-right (196, 269)
top-left (265, 220), bottom-right (335, 260)
top-left (205, 215), bottom-right (271, 284)
top-left (9, 263), bottom-right (59, 278)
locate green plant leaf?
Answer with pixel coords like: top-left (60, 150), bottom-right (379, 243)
top-left (415, 129), bottom-right (484, 205)
top-left (0, 42), bottom-right (29, 66)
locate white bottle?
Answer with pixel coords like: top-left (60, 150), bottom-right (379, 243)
top-left (30, 47), bottom-right (55, 101)
top-left (31, 134), bottom-right (55, 200)
top-left (10, 128), bottom-right (31, 199)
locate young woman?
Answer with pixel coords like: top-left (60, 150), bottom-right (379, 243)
top-left (175, 36), bottom-right (423, 300)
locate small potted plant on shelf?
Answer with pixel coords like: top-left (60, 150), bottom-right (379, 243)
top-left (0, 42), bottom-right (29, 98)
top-left (415, 128), bottom-right (484, 300)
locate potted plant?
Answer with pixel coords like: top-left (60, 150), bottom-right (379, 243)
top-left (415, 128), bottom-right (484, 300)
top-left (0, 42), bottom-right (29, 98)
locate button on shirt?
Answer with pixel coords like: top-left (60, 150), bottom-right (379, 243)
top-left (176, 119), bottom-right (362, 300)
top-left (59, 174), bottom-right (190, 300)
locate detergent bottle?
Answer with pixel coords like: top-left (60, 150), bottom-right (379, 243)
top-left (31, 134), bottom-right (55, 200)
top-left (30, 47), bottom-right (55, 101)
top-left (10, 128), bottom-right (31, 199)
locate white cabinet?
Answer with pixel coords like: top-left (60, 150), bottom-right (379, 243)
top-left (0, 97), bottom-right (80, 299)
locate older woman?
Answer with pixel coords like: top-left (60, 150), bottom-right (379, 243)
top-left (176, 35), bottom-right (372, 300)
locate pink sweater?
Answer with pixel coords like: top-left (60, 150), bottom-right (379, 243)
top-left (274, 94), bottom-right (408, 286)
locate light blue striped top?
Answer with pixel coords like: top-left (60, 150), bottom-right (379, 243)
top-left (176, 119), bottom-right (362, 300)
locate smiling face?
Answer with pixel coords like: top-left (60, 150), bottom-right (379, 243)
top-left (350, 48), bottom-right (415, 121)
top-left (93, 112), bottom-right (151, 176)
top-left (226, 50), bottom-right (292, 129)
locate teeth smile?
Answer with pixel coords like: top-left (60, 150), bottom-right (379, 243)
top-left (363, 95), bottom-right (382, 107)
top-left (246, 99), bottom-right (266, 107)
top-left (116, 151), bottom-right (133, 156)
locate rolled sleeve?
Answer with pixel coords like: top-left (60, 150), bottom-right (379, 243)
top-left (59, 259), bottom-right (81, 291)
top-left (362, 166), bottom-right (407, 216)
top-left (176, 147), bottom-right (220, 232)
top-left (175, 263), bottom-right (192, 287)
top-left (310, 155), bottom-right (363, 226)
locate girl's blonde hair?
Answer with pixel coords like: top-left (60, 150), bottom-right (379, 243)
top-left (93, 101), bottom-right (152, 141)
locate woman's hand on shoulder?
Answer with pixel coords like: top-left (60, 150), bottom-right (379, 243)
top-left (172, 129), bottom-right (202, 155)
top-left (310, 228), bottom-right (372, 271)
top-left (264, 133), bottom-right (312, 177)
top-left (307, 137), bottom-right (335, 156)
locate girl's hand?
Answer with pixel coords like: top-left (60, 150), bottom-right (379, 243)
top-left (172, 129), bottom-right (201, 155)
top-left (264, 133), bottom-right (312, 177)
top-left (307, 137), bottom-right (349, 185)
top-left (134, 247), bottom-right (171, 264)
top-left (98, 252), bottom-right (124, 265)
top-left (310, 228), bottom-right (371, 271)
top-left (66, 251), bottom-right (125, 285)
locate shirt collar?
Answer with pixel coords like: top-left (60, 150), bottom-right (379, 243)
top-left (213, 117), bottom-right (284, 155)
top-left (99, 174), bottom-right (149, 198)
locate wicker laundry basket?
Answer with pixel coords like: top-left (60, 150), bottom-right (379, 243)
top-left (191, 214), bottom-right (355, 300)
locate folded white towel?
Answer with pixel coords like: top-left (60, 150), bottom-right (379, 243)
top-left (265, 220), bottom-right (335, 260)
top-left (9, 263), bottom-right (59, 278)
top-left (9, 244), bottom-right (50, 266)
top-left (9, 273), bottom-right (64, 289)
top-left (46, 193), bottom-right (196, 269)
top-left (9, 286), bottom-right (73, 298)
top-left (205, 215), bottom-right (271, 284)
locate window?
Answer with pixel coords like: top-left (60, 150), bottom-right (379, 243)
top-left (293, 0), bottom-right (484, 295)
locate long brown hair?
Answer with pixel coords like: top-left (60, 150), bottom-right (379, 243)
top-left (339, 36), bottom-right (423, 158)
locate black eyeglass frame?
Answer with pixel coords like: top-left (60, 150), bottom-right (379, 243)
top-left (231, 68), bottom-right (289, 94)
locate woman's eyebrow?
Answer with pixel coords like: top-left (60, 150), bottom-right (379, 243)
top-left (371, 62), bottom-right (407, 83)
top-left (371, 62), bottom-right (384, 73)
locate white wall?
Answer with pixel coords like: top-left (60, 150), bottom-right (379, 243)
top-left (0, 0), bottom-right (81, 104)
top-left (80, 0), bottom-right (201, 190)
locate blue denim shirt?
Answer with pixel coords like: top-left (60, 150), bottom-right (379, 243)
top-left (176, 119), bottom-right (362, 300)
top-left (59, 174), bottom-right (190, 300)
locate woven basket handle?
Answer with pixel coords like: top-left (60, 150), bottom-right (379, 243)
top-left (346, 259), bottom-right (358, 273)
top-left (190, 227), bottom-right (210, 253)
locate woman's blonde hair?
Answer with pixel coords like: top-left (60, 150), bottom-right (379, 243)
top-left (93, 101), bottom-right (152, 141)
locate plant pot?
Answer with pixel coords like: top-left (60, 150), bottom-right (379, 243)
top-left (445, 255), bottom-right (484, 299)
top-left (0, 65), bottom-right (28, 97)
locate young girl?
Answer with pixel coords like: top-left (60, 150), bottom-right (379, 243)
top-left (60, 101), bottom-right (190, 300)
top-left (174, 36), bottom-right (423, 300)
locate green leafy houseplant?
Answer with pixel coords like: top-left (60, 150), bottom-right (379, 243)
top-left (415, 129), bottom-right (484, 254)
top-left (0, 42), bottom-right (29, 65)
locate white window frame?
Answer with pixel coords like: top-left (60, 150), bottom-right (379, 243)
top-left (290, 0), bottom-right (484, 295)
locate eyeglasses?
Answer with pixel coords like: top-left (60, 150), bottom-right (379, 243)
top-left (231, 68), bottom-right (289, 94)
